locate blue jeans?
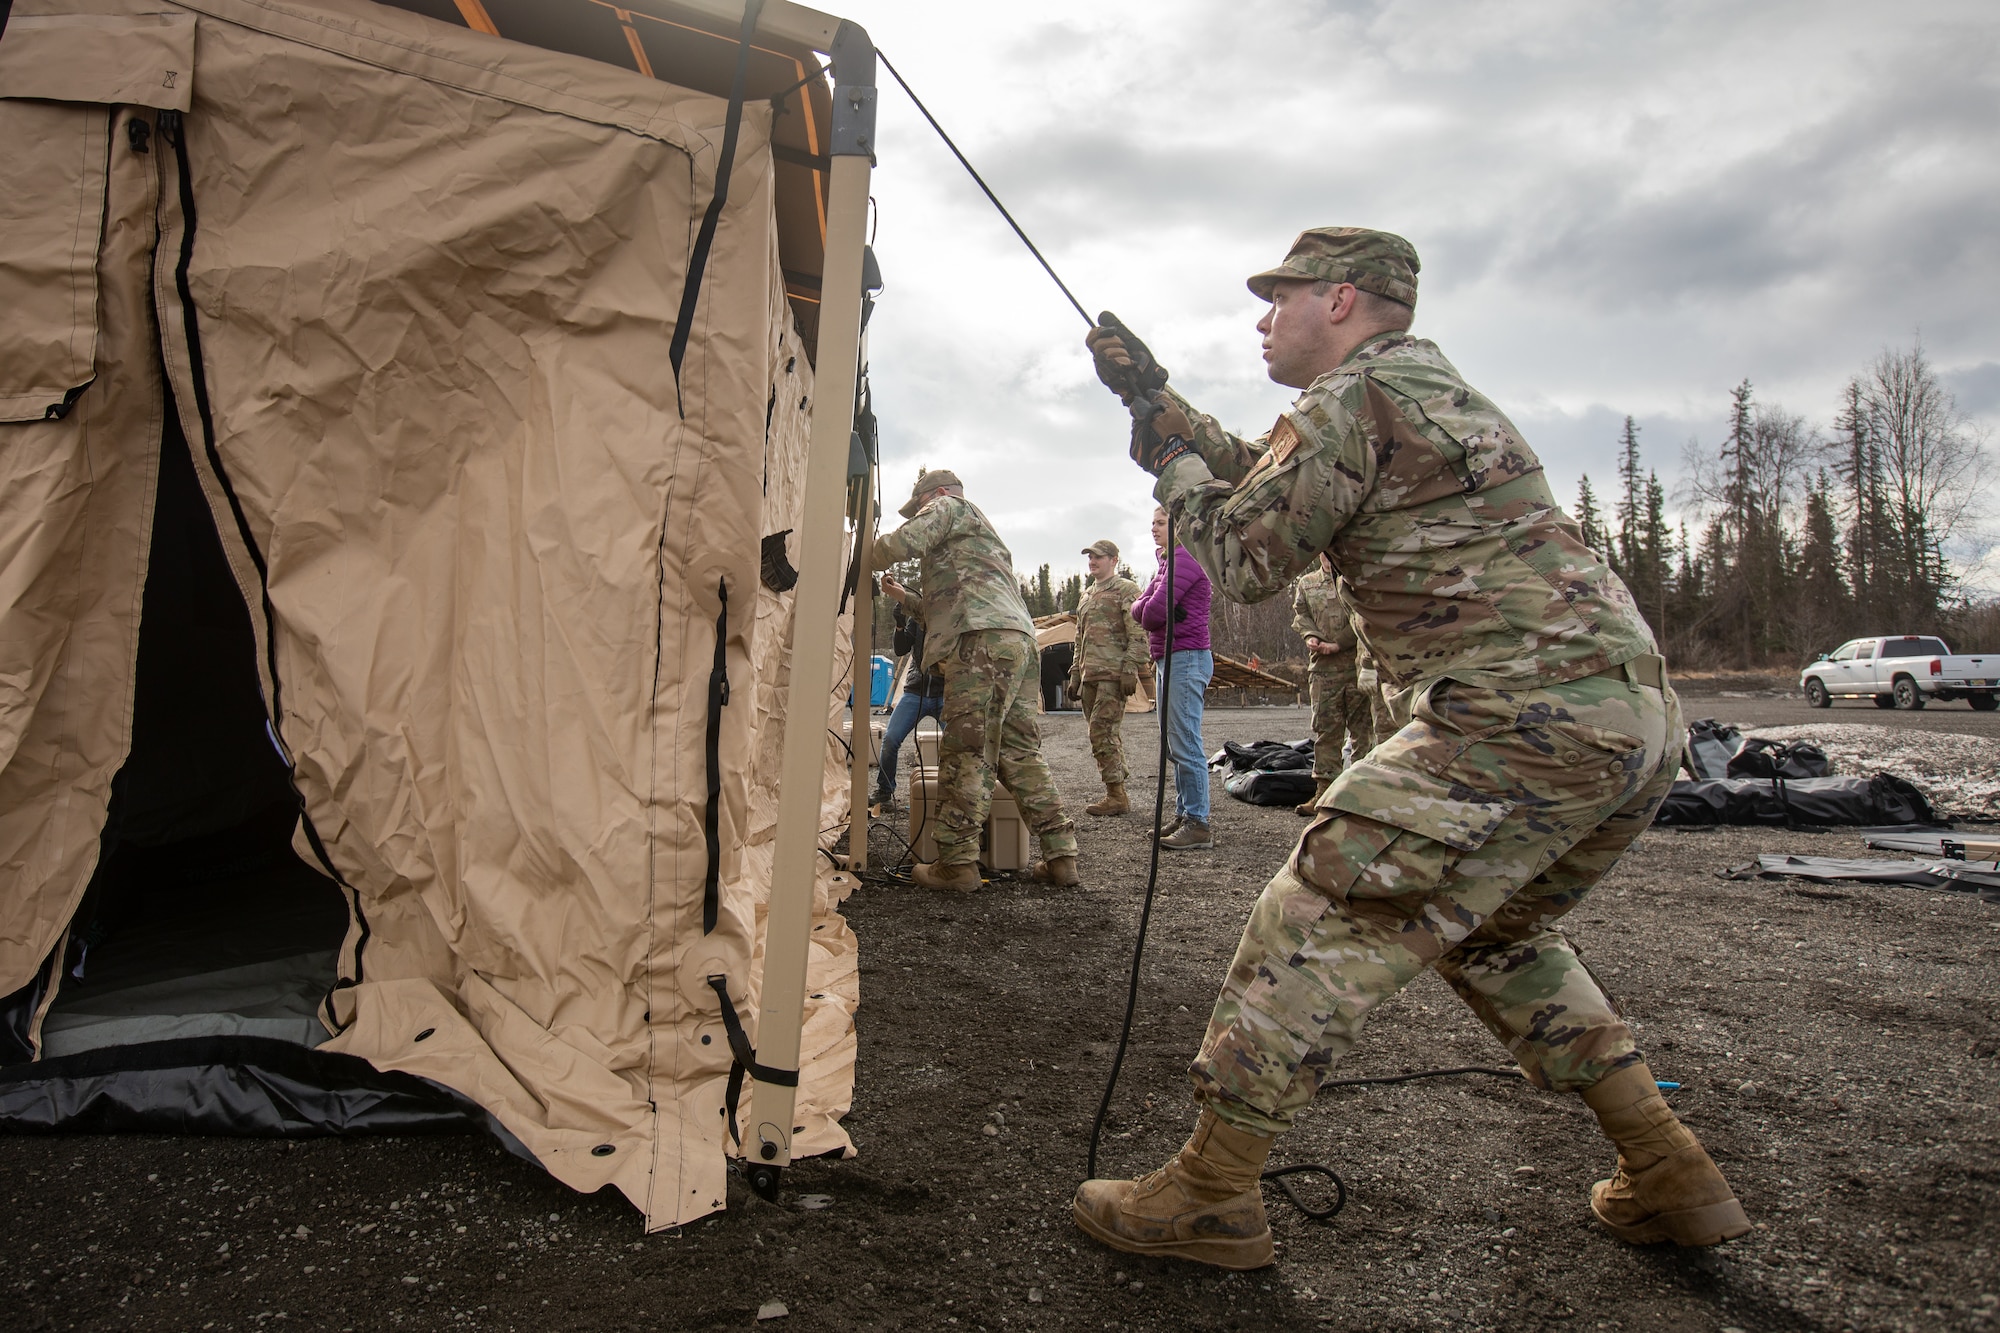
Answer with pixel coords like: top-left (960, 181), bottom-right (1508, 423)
top-left (876, 689), bottom-right (944, 798)
top-left (1157, 649), bottom-right (1213, 821)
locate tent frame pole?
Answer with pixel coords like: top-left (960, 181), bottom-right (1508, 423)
top-left (848, 477), bottom-right (874, 869)
top-left (744, 15), bottom-right (874, 1203)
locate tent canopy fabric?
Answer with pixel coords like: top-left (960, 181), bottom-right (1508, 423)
top-left (377, 0), bottom-right (839, 351)
top-left (0, 0), bottom-right (859, 1230)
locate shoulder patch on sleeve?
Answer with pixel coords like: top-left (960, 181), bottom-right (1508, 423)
top-left (1269, 416), bottom-right (1303, 468)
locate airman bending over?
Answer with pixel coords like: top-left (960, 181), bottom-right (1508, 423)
top-left (870, 470), bottom-right (1079, 890)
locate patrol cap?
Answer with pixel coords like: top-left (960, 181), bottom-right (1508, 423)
top-left (899, 468), bottom-right (962, 519)
top-left (1246, 227), bottom-right (1420, 309)
top-left (1082, 539), bottom-right (1119, 560)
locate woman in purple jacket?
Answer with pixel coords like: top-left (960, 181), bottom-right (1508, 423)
top-left (1132, 506), bottom-right (1214, 849)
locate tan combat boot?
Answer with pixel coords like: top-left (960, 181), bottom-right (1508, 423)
top-left (1086, 784), bottom-right (1131, 817)
top-left (1293, 777), bottom-right (1331, 817)
top-left (1031, 855), bottom-right (1080, 886)
top-left (912, 861), bottom-right (980, 892)
top-left (1581, 1063), bottom-right (1751, 1246)
top-left (1072, 1110), bottom-right (1274, 1270)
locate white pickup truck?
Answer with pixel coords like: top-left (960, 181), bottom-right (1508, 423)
top-left (1801, 635), bottom-right (1999, 711)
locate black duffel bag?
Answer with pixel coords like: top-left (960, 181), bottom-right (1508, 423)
top-left (1653, 773), bottom-right (1936, 827)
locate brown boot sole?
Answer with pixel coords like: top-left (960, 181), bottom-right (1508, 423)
top-left (1070, 1199), bottom-right (1273, 1271)
top-left (1591, 1194), bottom-right (1751, 1247)
top-left (1085, 806), bottom-right (1129, 817)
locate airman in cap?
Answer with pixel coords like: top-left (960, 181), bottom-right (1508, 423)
top-left (1070, 539), bottom-right (1147, 814)
top-left (1071, 235), bottom-right (1743, 1269)
top-left (1244, 226), bottom-right (1421, 307)
top-left (899, 468), bottom-right (963, 519)
top-left (871, 471), bottom-right (1078, 889)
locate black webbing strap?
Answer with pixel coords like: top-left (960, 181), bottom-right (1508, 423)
top-left (707, 974), bottom-right (798, 1151)
top-left (666, 0), bottom-right (765, 417)
top-left (702, 578), bottom-right (729, 934)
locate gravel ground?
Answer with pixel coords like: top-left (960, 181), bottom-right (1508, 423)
top-left (2, 701), bottom-right (1997, 1332)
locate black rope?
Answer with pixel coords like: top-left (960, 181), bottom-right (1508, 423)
top-left (877, 51), bottom-right (1362, 1225)
top-left (877, 51), bottom-right (1091, 327)
top-left (1086, 520), bottom-right (1176, 1181)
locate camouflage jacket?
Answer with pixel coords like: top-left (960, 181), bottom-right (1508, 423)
top-left (1155, 330), bottom-right (1654, 695)
top-left (870, 495), bottom-right (1034, 669)
top-left (1073, 575), bottom-right (1148, 680)
top-left (1290, 566), bottom-right (1357, 674)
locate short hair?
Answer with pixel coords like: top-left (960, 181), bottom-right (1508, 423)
top-left (1309, 279), bottom-right (1413, 332)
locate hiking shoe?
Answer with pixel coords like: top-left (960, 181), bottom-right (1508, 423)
top-left (1072, 1110), bottom-right (1274, 1270)
top-left (1085, 784), bottom-right (1130, 817)
top-left (912, 861), bottom-right (980, 892)
top-left (1158, 814), bottom-right (1184, 839)
top-left (1582, 1064), bottom-right (1751, 1246)
top-left (1159, 818), bottom-right (1213, 851)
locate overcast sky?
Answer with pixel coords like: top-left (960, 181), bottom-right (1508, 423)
top-left (841, 0), bottom-right (1999, 588)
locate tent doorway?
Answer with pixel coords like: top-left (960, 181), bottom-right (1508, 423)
top-left (38, 403), bottom-right (345, 1061)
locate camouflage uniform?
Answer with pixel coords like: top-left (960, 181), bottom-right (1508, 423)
top-left (1291, 567), bottom-right (1372, 781)
top-left (1151, 258), bottom-right (1676, 1135)
top-left (1355, 641), bottom-right (1394, 746)
top-left (872, 494), bottom-right (1076, 868)
top-left (1072, 573), bottom-right (1147, 786)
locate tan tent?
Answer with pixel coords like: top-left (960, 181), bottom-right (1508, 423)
top-left (0, 0), bottom-right (876, 1228)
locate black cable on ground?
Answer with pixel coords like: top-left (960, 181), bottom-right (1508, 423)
top-left (1320, 1065), bottom-right (1523, 1091)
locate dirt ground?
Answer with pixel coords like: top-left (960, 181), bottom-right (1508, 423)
top-left (4, 693), bottom-right (1998, 1333)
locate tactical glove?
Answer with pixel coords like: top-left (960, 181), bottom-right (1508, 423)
top-left (1120, 671), bottom-right (1139, 698)
top-left (1067, 669), bottom-right (1083, 699)
top-left (1087, 313), bottom-right (1169, 404)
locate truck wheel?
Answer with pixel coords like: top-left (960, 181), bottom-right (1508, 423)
top-left (1970, 693), bottom-right (1999, 712)
top-left (1804, 678), bottom-right (1830, 709)
top-left (1873, 694), bottom-right (1896, 709)
top-left (1893, 677), bottom-right (1926, 711)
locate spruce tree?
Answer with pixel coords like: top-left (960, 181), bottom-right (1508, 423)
top-left (1614, 416), bottom-right (1644, 578)
top-left (1574, 475), bottom-right (1611, 559)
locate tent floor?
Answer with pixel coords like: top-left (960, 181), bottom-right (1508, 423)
top-left (43, 807), bottom-right (347, 1059)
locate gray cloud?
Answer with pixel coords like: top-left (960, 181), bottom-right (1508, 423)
top-left (853, 0), bottom-right (1999, 578)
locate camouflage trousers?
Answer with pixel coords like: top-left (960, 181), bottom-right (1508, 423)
top-left (1193, 659), bottom-right (1683, 1136)
top-left (1308, 662), bottom-right (1374, 781)
top-left (934, 629), bottom-right (1078, 867)
top-left (1079, 679), bottom-right (1130, 786)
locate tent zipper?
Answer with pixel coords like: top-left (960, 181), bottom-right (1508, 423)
top-left (156, 109), bottom-right (371, 1025)
top-left (702, 579), bottom-right (729, 934)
